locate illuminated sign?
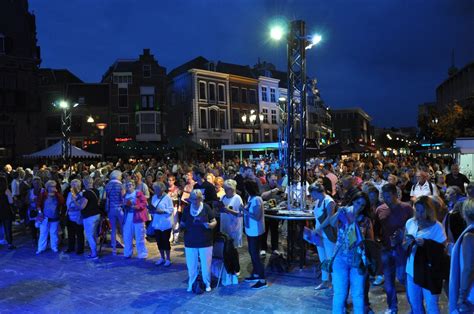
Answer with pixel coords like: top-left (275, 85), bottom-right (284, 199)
top-left (115, 137), bottom-right (133, 142)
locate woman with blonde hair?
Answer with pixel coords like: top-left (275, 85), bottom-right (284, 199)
top-left (404, 196), bottom-right (447, 314)
top-left (214, 176), bottom-right (225, 199)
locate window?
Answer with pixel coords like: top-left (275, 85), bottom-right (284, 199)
top-left (139, 113), bottom-right (156, 133)
top-left (199, 81), bottom-right (207, 100)
top-left (219, 110), bottom-right (226, 129)
top-left (232, 109), bottom-right (240, 127)
top-left (209, 109), bottom-right (218, 129)
top-left (249, 89), bottom-right (257, 104)
top-left (272, 129), bottom-right (278, 141)
top-left (271, 109), bottom-right (277, 124)
top-left (270, 88), bottom-right (276, 102)
top-left (143, 65), bottom-right (151, 78)
top-left (241, 88), bottom-right (247, 103)
top-left (262, 108), bottom-right (269, 123)
top-left (200, 108), bottom-right (207, 129)
top-left (231, 87), bottom-right (239, 103)
top-left (264, 129), bottom-right (271, 142)
top-left (208, 83), bottom-right (216, 102)
top-left (141, 95), bottom-right (154, 109)
top-left (113, 75), bottom-right (132, 84)
top-left (136, 112), bottom-right (160, 135)
top-left (218, 84), bottom-right (225, 102)
top-left (118, 88), bottom-right (128, 108)
top-left (261, 86), bottom-right (268, 102)
top-left (119, 115), bottom-right (129, 136)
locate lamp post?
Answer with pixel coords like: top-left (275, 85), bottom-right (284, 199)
top-left (96, 123), bottom-right (108, 160)
top-left (241, 109), bottom-right (264, 143)
top-left (431, 117), bottom-right (439, 148)
top-left (270, 20), bottom-right (322, 210)
top-left (53, 100), bottom-right (79, 163)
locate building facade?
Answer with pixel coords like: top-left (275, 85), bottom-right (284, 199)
top-left (331, 107), bottom-right (372, 144)
top-left (436, 61), bottom-right (474, 109)
top-left (0, 0), bottom-right (41, 159)
top-left (101, 49), bottom-right (167, 146)
top-left (258, 76), bottom-right (280, 143)
top-left (167, 57), bottom-right (232, 149)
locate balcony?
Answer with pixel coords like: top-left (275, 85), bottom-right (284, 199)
top-left (135, 111), bottom-right (162, 142)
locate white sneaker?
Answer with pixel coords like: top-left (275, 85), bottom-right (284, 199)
top-left (373, 275), bottom-right (384, 286)
top-left (260, 250), bottom-right (266, 257)
top-left (155, 258), bottom-right (165, 265)
top-left (205, 286), bottom-right (211, 292)
top-left (0, 240), bottom-right (8, 245)
top-left (163, 260), bottom-right (172, 267)
top-left (187, 286), bottom-right (192, 292)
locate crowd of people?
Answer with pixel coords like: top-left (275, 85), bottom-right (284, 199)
top-left (0, 154), bottom-right (473, 313)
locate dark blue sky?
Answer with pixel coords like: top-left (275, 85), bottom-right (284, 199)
top-left (30, 0), bottom-right (474, 127)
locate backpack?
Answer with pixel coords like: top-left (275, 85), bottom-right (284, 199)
top-left (267, 252), bottom-right (288, 273)
top-left (192, 274), bottom-right (205, 294)
top-left (215, 232), bottom-right (240, 274)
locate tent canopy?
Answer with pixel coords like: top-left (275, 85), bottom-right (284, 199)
top-left (24, 140), bottom-right (102, 159)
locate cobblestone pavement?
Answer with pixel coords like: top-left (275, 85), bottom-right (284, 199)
top-left (0, 228), bottom-right (447, 313)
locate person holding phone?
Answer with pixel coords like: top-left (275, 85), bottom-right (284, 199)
top-left (151, 182), bottom-right (174, 266)
top-left (219, 179), bottom-right (243, 248)
top-left (180, 189), bottom-right (216, 292)
top-left (243, 179), bottom-right (267, 290)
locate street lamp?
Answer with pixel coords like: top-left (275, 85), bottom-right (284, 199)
top-left (53, 100), bottom-right (76, 162)
top-left (96, 123), bottom-right (108, 160)
top-left (87, 116), bottom-right (95, 123)
top-left (270, 19), bottom-right (322, 210)
top-left (241, 109), bottom-right (263, 143)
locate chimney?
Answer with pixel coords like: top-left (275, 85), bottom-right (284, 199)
top-left (143, 48), bottom-right (150, 56)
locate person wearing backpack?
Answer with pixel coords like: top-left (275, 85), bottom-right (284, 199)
top-left (410, 169), bottom-right (438, 203)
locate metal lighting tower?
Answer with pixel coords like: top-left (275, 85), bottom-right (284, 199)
top-left (59, 102), bottom-right (72, 162)
top-left (286, 20), bottom-right (307, 210)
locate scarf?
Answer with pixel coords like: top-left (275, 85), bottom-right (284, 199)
top-left (190, 203), bottom-right (203, 217)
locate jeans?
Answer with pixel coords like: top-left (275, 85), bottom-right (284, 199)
top-left (332, 254), bottom-right (366, 314)
top-left (123, 213), bottom-right (147, 258)
top-left (83, 214), bottom-right (100, 256)
top-left (66, 219), bottom-right (84, 253)
top-left (109, 208), bottom-right (124, 249)
top-left (261, 218), bottom-right (279, 251)
top-left (316, 237), bottom-right (335, 282)
top-left (407, 275), bottom-right (440, 314)
top-left (0, 219), bottom-right (13, 245)
top-left (381, 249), bottom-right (407, 311)
top-left (247, 235), bottom-right (265, 279)
top-left (38, 218), bottom-right (59, 252)
top-left (185, 246), bottom-right (213, 288)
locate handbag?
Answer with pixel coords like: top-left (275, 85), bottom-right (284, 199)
top-left (320, 243), bottom-right (342, 273)
top-left (317, 199), bottom-right (338, 243)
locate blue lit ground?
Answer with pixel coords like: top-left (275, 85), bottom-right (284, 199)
top-left (0, 229), bottom-right (447, 313)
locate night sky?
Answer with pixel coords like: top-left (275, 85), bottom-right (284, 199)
top-left (29, 0), bottom-right (474, 128)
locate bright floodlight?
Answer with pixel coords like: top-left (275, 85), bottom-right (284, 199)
top-left (87, 116), bottom-right (95, 123)
top-left (312, 34), bottom-right (322, 45)
top-left (59, 101), bottom-right (69, 109)
top-left (278, 96), bottom-right (286, 102)
top-left (270, 26), bottom-right (284, 40)
top-left (73, 103), bottom-right (79, 108)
